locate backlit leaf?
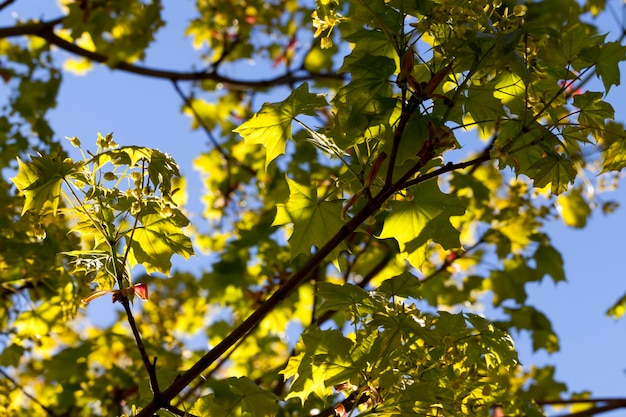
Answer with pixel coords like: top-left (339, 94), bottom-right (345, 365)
top-left (580, 41), bottom-right (626, 91)
top-left (378, 180), bottom-right (465, 267)
top-left (127, 205), bottom-right (194, 275)
top-left (273, 177), bottom-right (346, 257)
top-left (526, 152), bottom-right (576, 194)
top-left (574, 92), bottom-right (614, 134)
top-left (11, 155), bottom-right (83, 215)
top-left (234, 83), bottom-right (328, 169)
top-left (378, 271), bottom-right (421, 299)
top-left (557, 187), bottom-right (591, 228)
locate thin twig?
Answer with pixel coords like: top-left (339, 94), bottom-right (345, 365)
top-left (384, 88), bottom-right (418, 188)
top-left (163, 403), bottom-right (199, 417)
top-left (402, 150), bottom-right (492, 189)
top-left (171, 80), bottom-right (255, 176)
top-left (0, 368), bottom-right (58, 416)
top-left (314, 390), bottom-right (371, 417)
top-left (537, 398), bottom-right (626, 405)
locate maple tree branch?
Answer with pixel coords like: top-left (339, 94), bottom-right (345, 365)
top-left (537, 398), bottom-right (626, 405)
top-left (0, 18), bottom-right (344, 89)
top-left (120, 298), bottom-right (161, 398)
top-left (315, 390), bottom-right (371, 417)
top-left (136, 93), bottom-right (435, 417)
top-left (0, 0), bottom-right (16, 12)
top-left (402, 152), bottom-right (492, 189)
top-left (536, 398), bottom-right (626, 417)
top-left (0, 368), bottom-right (59, 416)
top-left (385, 94), bottom-right (420, 188)
top-left (556, 402), bottom-right (626, 417)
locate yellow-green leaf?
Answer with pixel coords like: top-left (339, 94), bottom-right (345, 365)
top-left (378, 181), bottom-right (465, 267)
top-left (11, 155), bottom-right (82, 215)
top-left (127, 205), bottom-right (194, 275)
top-left (234, 83), bottom-right (328, 170)
top-left (273, 177), bottom-right (346, 257)
top-left (557, 188), bottom-right (591, 228)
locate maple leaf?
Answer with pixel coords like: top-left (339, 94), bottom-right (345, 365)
top-left (282, 328), bottom-right (354, 404)
top-left (580, 41), bottom-right (626, 91)
top-left (11, 155), bottom-right (84, 215)
top-left (127, 204), bottom-right (194, 275)
top-left (91, 146), bottom-right (181, 194)
top-left (273, 177), bottom-right (347, 258)
top-left (234, 83), bottom-right (328, 169)
top-left (378, 180), bottom-right (465, 268)
top-left (194, 377), bottom-right (278, 417)
top-left (526, 152), bottom-right (576, 194)
top-left (574, 92), bottom-right (614, 134)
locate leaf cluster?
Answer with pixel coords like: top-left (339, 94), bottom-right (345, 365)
top-left (2, 0), bottom-right (626, 416)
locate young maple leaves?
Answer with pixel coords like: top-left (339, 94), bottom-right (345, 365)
top-left (81, 282), bottom-right (149, 305)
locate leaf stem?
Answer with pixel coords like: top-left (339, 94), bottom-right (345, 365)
top-left (171, 80), bottom-right (256, 176)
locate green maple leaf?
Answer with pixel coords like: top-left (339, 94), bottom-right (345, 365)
top-left (526, 152), bottom-right (576, 194)
top-left (93, 146), bottom-right (181, 193)
top-left (316, 282), bottom-right (374, 315)
top-left (486, 256), bottom-right (541, 306)
top-left (600, 121), bottom-right (626, 172)
top-left (127, 205), bottom-right (194, 275)
top-left (234, 83), bottom-right (329, 169)
top-left (466, 313), bottom-right (520, 367)
top-left (556, 187), bottom-right (591, 228)
top-left (466, 85), bottom-right (507, 133)
top-left (533, 243), bottom-right (566, 283)
top-left (11, 154), bottom-right (84, 215)
top-left (502, 121), bottom-right (560, 177)
top-left (378, 180), bottom-right (465, 267)
top-left (502, 307), bottom-right (559, 353)
top-left (580, 41), bottom-right (626, 91)
top-left (273, 177), bottom-right (346, 257)
top-left (194, 377), bottom-right (278, 417)
top-left (334, 53), bottom-right (395, 130)
top-left (574, 91), bottom-right (614, 133)
top-left (378, 271), bottom-right (421, 299)
top-left (282, 328), bottom-right (354, 404)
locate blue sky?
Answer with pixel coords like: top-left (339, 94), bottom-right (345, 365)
top-left (3, 1), bottom-right (626, 414)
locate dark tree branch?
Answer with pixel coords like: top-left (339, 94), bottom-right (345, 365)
top-left (135, 86), bottom-right (497, 415)
top-left (121, 298), bottom-right (161, 398)
top-left (314, 390), bottom-right (371, 417)
top-left (0, 368), bottom-right (59, 416)
top-left (402, 151), bottom-right (492, 189)
top-left (538, 398), bottom-right (626, 405)
top-left (556, 402), bottom-right (626, 417)
top-left (0, 0), bottom-right (16, 12)
top-left (537, 398), bottom-right (626, 417)
top-left (384, 91), bottom-right (419, 188)
top-left (0, 18), bottom-right (345, 89)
